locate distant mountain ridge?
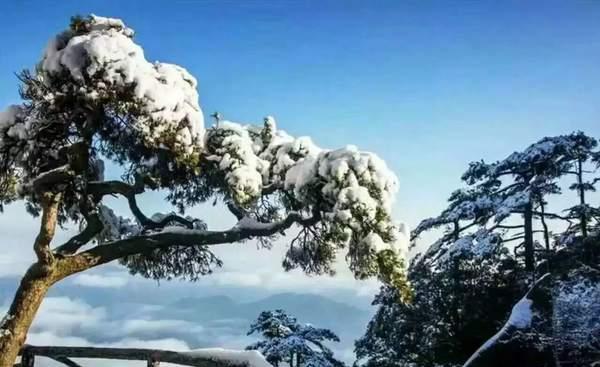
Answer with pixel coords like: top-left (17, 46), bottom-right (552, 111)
top-left (168, 292), bottom-right (370, 334)
top-left (0, 277), bottom-right (370, 362)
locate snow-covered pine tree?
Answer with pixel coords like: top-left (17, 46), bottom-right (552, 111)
top-left (463, 238), bottom-right (600, 367)
top-left (0, 15), bottom-right (408, 365)
top-left (355, 251), bottom-right (523, 367)
top-left (357, 132), bottom-right (600, 367)
top-left (460, 140), bottom-right (560, 271)
top-left (593, 150), bottom-right (600, 235)
top-left (552, 269), bottom-right (600, 364)
top-left (410, 185), bottom-right (501, 266)
top-left (247, 310), bottom-right (344, 367)
top-left (413, 132), bottom-right (599, 272)
top-left (561, 132), bottom-right (599, 239)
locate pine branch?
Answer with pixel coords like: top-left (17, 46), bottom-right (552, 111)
top-left (30, 164), bottom-right (74, 194)
top-left (87, 180), bottom-right (197, 230)
top-left (54, 211), bottom-right (103, 255)
top-left (60, 210), bottom-right (320, 276)
top-left (227, 201), bottom-right (247, 221)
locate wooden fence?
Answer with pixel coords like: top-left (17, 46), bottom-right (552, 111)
top-left (16, 345), bottom-right (264, 367)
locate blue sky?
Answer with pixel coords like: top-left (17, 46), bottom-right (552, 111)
top-left (1, 0), bottom-right (599, 223)
top-left (0, 1), bottom-right (599, 364)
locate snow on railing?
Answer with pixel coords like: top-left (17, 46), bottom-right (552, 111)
top-left (17, 345), bottom-right (272, 367)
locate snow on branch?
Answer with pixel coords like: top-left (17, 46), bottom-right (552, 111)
top-left (41, 14), bottom-right (204, 153)
top-left (64, 208), bottom-right (319, 273)
top-left (463, 273), bottom-right (551, 367)
top-left (202, 117), bottom-right (407, 279)
top-left (0, 14), bottom-right (408, 287)
top-left (246, 309), bottom-right (343, 367)
top-left (0, 313), bottom-right (13, 338)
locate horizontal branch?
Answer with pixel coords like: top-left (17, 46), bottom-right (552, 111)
top-left (261, 184), bottom-right (279, 196)
top-left (88, 180), bottom-right (195, 230)
top-left (55, 212), bottom-right (103, 255)
top-left (511, 209), bottom-right (574, 222)
top-left (531, 211), bottom-right (572, 221)
top-left (227, 202), bottom-right (247, 220)
top-left (152, 213), bottom-right (198, 229)
top-left (87, 180), bottom-right (140, 197)
top-left (31, 164), bottom-right (74, 194)
top-left (493, 224), bottom-right (524, 230)
top-left (19, 345), bottom-right (269, 367)
top-left (501, 236), bottom-right (525, 244)
top-left (61, 211), bottom-right (320, 275)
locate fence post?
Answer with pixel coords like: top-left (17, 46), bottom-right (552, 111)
top-left (21, 348), bottom-right (34, 367)
top-left (147, 352), bottom-right (160, 367)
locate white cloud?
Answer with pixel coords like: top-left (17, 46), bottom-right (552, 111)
top-left (192, 232), bottom-right (382, 300)
top-left (0, 205), bottom-right (78, 279)
top-left (101, 337), bottom-right (190, 351)
top-left (121, 319), bottom-right (200, 335)
top-left (26, 332), bottom-right (191, 367)
top-left (0, 254), bottom-right (30, 278)
top-left (72, 273), bottom-right (129, 288)
top-left (204, 266), bottom-right (379, 299)
top-left (31, 297), bottom-right (107, 334)
top-left (0, 203), bottom-right (374, 367)
top-left (27, 331), bottom-right (91, 346)
top-left (211, 271), bottom-right (263, 288)
top-left (12, 296), bottom-right (194, 367)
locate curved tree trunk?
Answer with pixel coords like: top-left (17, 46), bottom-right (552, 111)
top-left (0, 194), bottom-right (62, 366)
top-left (539, 201), bottom-right (550, 252)
top-left (0, 264), bottom-right (54, 366)
top-left (0, 173), bottom-right (316, 365)
top-left (576, 158), bottom-right (588, 238)
top-left (523, 202), bottom-right (535, 272)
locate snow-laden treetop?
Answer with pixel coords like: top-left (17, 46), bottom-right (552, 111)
top-left (42, 14), bottom-right (204, 152)
top-left (246, 309), bottom-right (343, 367)
top-left (0, 15), bottom-right (408, 292)
top-left (411, 131), bottom-right (599, 269)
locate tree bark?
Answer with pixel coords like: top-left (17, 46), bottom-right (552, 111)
top-left (452, 221), bottom-right (460, 242)
top-left (576, 158), bottom-right (588, 238)
top-left (0, 194), bottom-right (62, 367)
top-left (32, 194), bottom-right (60, 266)
top-left (539, 201), bottom-right (550, 251)
top-left (0, 202), bottom-right (317, 366)
top-left (0, 264), bottom-right (54, 367)
top-left (523, 201), bottom-right (535, 272)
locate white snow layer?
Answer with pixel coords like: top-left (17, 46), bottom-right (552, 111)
top-left (0, 105), bottom-right (27, 144)
top-left (204, 118), bottom-right (404, 255)
top-left (183, 348), bottom-right (272, 367)
top-left (463, 275), bottom-right (552, 367)
top-left (506, 297), bottom-right (534, 329)
top-left (0, 313), bottom-right (13, 338)
top-left (3, 14), bottom-right (405, 259)
top-left (553, 275), bottom-right (600, 347)
top-left (41, 14), bottom-right (204, 151)
top-left (463, 296), bottom-right (533, 366)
